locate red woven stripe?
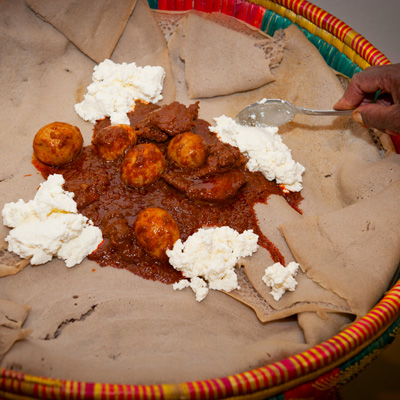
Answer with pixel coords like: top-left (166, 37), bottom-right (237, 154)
top-left (202, 379), bottom-right (214, 399)
top-left (296, 353), bottom-right (313, 374)
top-left (231, 374), bottom-right (243, 395)
top-left (320, 13), bottom-right (334, 30)
top-left (210, 379), bottom-right (223, 398)
top-left (369, 309), bottom-right (390, 327)
top-left (309, 4), bottom-right (322, 25)
top-left (279, 358), bottom-right (300, 380)
top-left (380, 300), bottom-right (397, 319)
top-left (274, 362), bottom-right (287, 383)
top-left (309, 345), bottom-right (328, 369)
top-left (319, 341), bottom-right (338, 361)
top-left (298, 1), bottom-right (312, 21)
top-left (242, 373), bottom-right (252, 393)
top-left (293, 355), bottom-right (308, 375)
top-left (298, 349), bottom-right (322, 371)
top-left (261, 366), bottom-right (276, 386)
top-left (244, 370), bottom-right (257, 391)
top-left (356, 319), bottom-right (375, 337)
top-left (336, 21), bottom-right (352, 42)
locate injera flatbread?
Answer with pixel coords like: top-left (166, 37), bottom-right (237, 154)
top-left (27, 0), bottom-right (138, 63)
top-left (338, 151), bottom-right (400, 205)
top-left (0, 0), bottom-right (399, 386)
top-left (297, 312), bottom-right (354, 346)
top-left (280, 181), bottom-right (400, 318)
top-left (179, 13), bottom-right (277, 98)
top-left (0, 239), bottom-right (30, 277)
top-left (0, 299), bottom-right (31, 360)
top-left (0, 260), bottom-right (308, 384)
top-left (240, 197), bottom-right (351, 316)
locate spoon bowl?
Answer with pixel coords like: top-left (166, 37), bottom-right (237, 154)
top-left (235, 99), bottom-right (353, 127)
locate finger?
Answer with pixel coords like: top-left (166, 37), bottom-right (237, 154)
top-left (355, 103), bottom-right (400, 134)
top-left (334, 67), bottom-right (382, 110)
top-left (333, 78), bottom-right (367, 110)
top-left (334, 64), bottom-right (400, 110)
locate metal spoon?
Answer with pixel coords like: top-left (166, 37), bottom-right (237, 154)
top-left (235, 99), bottom-right (353, 127)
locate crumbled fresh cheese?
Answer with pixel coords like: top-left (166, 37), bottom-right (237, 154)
top-left (173, 277), bottom-right (209, 302)
top-left (2, 174), bottom-right (103, 268)
top-left (262, 262), bottom-right (299, 301)
top-left (209, 115), bottom-right (305, 192)
top-left (75, 59), bottom-right (165, 125)
top-left (167, 226), bottom-right (259, 301)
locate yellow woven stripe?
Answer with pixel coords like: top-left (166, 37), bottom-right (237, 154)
top-left (208, 379), bottom-right (223, 398)
top-left (267, 364), bottom-right (283, 385)
top-left (290, 354), bottom-right (310, 374)
top-left (243, 371), bottom-right (259, 391)
top-left (297, 350), bottom-right (318, 371)
top-left (93, 383), bottom-right (104, 399)
top-left (370, 308), bottom-right (390, 327)
top-left (63, 380), bottom-right (71, 399)
top-left (234, 373), bottom-right (247, 395)
top-left (320, 340), bottom-right (337, 362)
top-left (350, 322), bottom-right (370, 343)
top-left (311, 7), bottom-right (326, 26)
top-left (104, 383), bottom-right (111, 400)
top-left (308, 346), bottom-right (328, 367)
top-left (214, 378), bottom-right (227, 398)
top-left (333, 333), bottom-right (352, 354)
top-left (363, 313), bottom-right (382, 332)
top-left (383, 294), bottom-right (400, 312)
top-left (21, 374), bottom-right (62, 387)
top-left (179, 383), bottom-right (191, 399)
top-left (191, 381), bottom-right (201, 400)
top-left (341, 330), bottom-right (360, 349)
top-left (120, 383), bottom-right (128, 400)
top-left (253, 367), bottom-right (271, 388)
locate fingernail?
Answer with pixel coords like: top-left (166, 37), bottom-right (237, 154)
top-left (352, 111), bottom-right (364, 125)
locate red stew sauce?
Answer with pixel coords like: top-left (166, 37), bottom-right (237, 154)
top-left (33, 102), bottom-right (302, 284)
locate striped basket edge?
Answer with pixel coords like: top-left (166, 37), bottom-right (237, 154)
top-left (253, 0), bottom-right (391, 69)
top-left (1, 282), bottom-right (399, 399)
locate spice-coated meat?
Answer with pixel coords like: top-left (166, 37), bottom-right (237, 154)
top-left (162, 170), bottom-right (247, 203)
top-left (134, 102), bottom-right (200, 141)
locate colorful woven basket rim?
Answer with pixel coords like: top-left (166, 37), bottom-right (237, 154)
top-left (2, 1), bottom-right (399, 399)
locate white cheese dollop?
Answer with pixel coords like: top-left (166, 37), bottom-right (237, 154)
top-left (262, 262), bottom-right (299, 301)
top-left (209, 115), bottom-right (305, 192)
top-left (75, 59), bottom-right (165, 125)
top-left (2, 174), bottom-right (103, 268)
top-left (167, 226), bottom-right (259, 301)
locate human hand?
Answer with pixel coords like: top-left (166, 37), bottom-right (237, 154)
top-left (334, 63), bottom-right (400, 135)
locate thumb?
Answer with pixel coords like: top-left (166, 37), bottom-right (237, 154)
top-left (355, 103), bottom-right (400, 135)
top-left (334, 96), bottom-right (357, 110)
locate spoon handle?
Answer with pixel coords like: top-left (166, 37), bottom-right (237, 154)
top-left (298, 108), bottom-right (353, 117)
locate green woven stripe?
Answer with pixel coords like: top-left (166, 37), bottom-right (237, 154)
top-left (300, 28), bottom-right (362, 77)
top-left (148, 0), bottom-right (158, 9)
top-left (260, 9), bottom-right (292, 34)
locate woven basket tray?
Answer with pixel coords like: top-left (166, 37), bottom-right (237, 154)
top-left (1, 1), bottom-right (399, 399)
